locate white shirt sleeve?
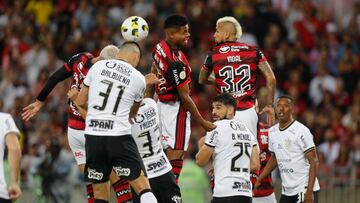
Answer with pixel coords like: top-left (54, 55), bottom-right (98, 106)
top-left (298, 127), bottom-right (316, 153)
top-left (4, 114), bottom-right (20, 137)
top-left (134, 75), bottom-right (146, 103)
top-left (205, 130), bottom-right (218, 148)
top-left (268, 131), bottom-right (274, 152)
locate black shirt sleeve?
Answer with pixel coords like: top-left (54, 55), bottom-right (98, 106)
top-left (36, 66), bottom-right (72, 101)
top-left (203, 51), bottom-right (213, 71)
top-left (165, 61), bottom-right (189, 87)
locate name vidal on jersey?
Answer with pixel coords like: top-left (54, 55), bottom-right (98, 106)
top-left (101, 69), bottom-right (130, 85)
top-left (89, 119), bottom-right (114, 130)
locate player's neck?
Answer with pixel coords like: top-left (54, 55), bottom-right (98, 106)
top-left (279, 118), bottom-right (295, 131)
top-left (165, 39), bottom-right (179, 50)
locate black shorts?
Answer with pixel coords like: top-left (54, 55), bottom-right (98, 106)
top-left (280, 191), bottom-right (319, 203)
top-left (85, 134), bottom-right (145, 183)
top-left (0, 198), bottom-right (11, 203)
top-left (212, 195), bottom-right (252, 203)
top-left (133, 171), bottom-right (181, 203)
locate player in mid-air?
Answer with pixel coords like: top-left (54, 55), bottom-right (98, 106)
top-left (196, 93), bottom-right (259, 203)
top-left (198, 16), bottom-right (276, 136)
top-left (256, 95), bottom-right (320, 203)
top-left (0, 112), bottom-right (22, 203)
top-left (151, 14), bottom-right (216, 183)
top-left (21, 45), bottom-right (133, 203)
top-left (131, 91), bottom-right (182, 203)
top-left (75, 41), bottom-right (157, 203)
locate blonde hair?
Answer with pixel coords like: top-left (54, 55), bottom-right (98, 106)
top-left (216, 16), bottom-right (242, 40)
top-left (99, 45), bottom-right (120, 59)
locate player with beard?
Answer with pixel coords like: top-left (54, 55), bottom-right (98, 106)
top-left (196, 93), bottom-right (259, 203)
top-left (150, 14), bottom-right (216, 184)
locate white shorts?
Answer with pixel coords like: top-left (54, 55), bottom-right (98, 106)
top-left (157, 101), bottom-right (191, 151)
top-left (253, 192), bottom-right (277, 203)
top-left (234, 106), bottom-right (258, 136)
top-left (67, 127), bottom-right (86, 165)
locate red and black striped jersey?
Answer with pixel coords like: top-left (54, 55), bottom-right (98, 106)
top-left (203, 41), bottom-right (267, 110)
top-left (65, 52), bottom-right (94, 130)
top-left (152, 40), bottom-right (191, 102)
top-left (251, 122), bottom-right (274, 197)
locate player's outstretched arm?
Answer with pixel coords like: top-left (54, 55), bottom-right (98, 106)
top-left (256, 152), bottom-right (277, 188)
top-left (258, 61), bottom-right (276, 125)
top-left (5, 132), bottom-right (22, 201)
top-left (198, 66), bottom-right (216, 85)
top-left (22, 66), bottom-right (72, 121)
top-left (177, 84), bottom-right (216, 131)
top-left (304, 148), bottom-right (319, 203)
top-left (21, 100), bottom-right (44, 121)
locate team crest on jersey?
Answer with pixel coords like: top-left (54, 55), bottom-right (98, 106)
top-left (179, 70), bottom-right (186, 80)
top-left (219, 46), bottom-right (230, 53)
top-left (284, 138), bottom-right (293, 150)
top-left (171, 195), bottom-right (182, 203)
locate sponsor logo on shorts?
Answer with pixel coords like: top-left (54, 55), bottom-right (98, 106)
top-left (89, 119), bottom-right (114, 130)
top-left (113, 166), bottom-right (131, 177)
top-left (87, 168), bottom-right (103, 180)
top-left (171, 195), bottom-right (182, 203)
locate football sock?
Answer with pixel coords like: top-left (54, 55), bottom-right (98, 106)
top-left (94, 199), bottom-right (108, 203)
top-left (170, 159), bottom-right (183, 184)
top-left (86, 184), bottom-right (95, 203)
top-left (112, 179), bottom-right (132, 203)
top-left (139, 189), bottom-right (157, 203)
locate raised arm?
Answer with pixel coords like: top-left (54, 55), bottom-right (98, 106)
top-left (258, 60), bottom-right (276, 125)
top-left (22, 66), bottom-right (72, 121)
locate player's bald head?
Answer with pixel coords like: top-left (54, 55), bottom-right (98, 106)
top-left (119, 41), bottom-right (141, 55)
top-left (118, 41), bottom-right (142, 67)
top-left (99, 45), bottom-right (119, 59)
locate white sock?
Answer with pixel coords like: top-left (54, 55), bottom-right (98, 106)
top-left (140, 189), bottom-right (158, 203)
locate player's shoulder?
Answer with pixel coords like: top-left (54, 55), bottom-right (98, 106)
top-left (269, 123), bottom-right (280, 134)
top-left (153, 40), bottom-right (170, 57)
top-left (0, 112), bottom-right (11, 120)
top-left (142, 98), bottom-right (157, 107)
top-left (292, 121), bottom-right (311, 134)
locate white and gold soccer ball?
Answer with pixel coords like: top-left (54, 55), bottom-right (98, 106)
top-left (121, 16), bottom-right (149, 42)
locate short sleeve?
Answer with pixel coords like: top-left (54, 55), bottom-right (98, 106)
top-left (256, 49), bottom-right (267, 63)
top-left (250, 131), bottom-right (258, 147)
top-left (268, 130), bottom-right (274, 152)
top-left (134, 75), bottom-right (146, 102)
top-left (202, 51), bottom-right (213, 71)
top-left (205, 130), bottom-right (218, 148)
top-left (4, 115), bottom-right (20, 137)
top-left (298, 128), bottom-right (316, 153)
top-left (165, 61), bottom-right (190, 88)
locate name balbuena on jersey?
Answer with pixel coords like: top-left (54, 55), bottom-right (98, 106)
top-left (131, 98), bottom-right (172, 179)
top-left (205, 119), bottom-right (258, 198)
top-left (0, 113), bottom-right (20, 199)
top-left (84, 60), bottom-right (146, 136)
top-left (269, 121), bottom-right (320, 196)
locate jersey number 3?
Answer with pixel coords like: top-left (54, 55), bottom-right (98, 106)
top-left (94, 79), bottom-right (125, 115)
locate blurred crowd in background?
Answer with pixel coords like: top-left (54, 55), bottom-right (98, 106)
top-left (0, 0), bottom-right (359, 202)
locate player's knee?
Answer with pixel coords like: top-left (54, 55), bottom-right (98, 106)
top-left (128, 173), bottom-right (151, 195)
top-left (166, 148), bottom-right (184, 160)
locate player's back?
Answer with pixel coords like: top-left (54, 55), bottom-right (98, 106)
top-left (85, 59), bottom-right (146, 136)
top-left (152, 40), bottom-right (192, 102)
top-left (131, 98), bottom-right (172, 179)
top-left (206, 118), bottom-right (257, 198)
top-left (209, 42), bottom-right (267, 109)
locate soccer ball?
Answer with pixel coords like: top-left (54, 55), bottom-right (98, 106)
top-left (121, 16), bottom-right (149, 42)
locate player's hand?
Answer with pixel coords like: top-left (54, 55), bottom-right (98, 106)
top-left (67, 88), bottom-right (79, 102)
top-left (145, 73), bottom-right (158, 85)
top-left (259, 106), bottom-right (275, 126)
top-left (304, 191), bottom-right (314, 203)
top-left (8, 182), bottom-right (21, 201)
top-left (22, 100), bottom-right (44, 121)
top-left (201, 120), bottom-right (216, 132)
top-left (254, 179), bottom-right (262, 189)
